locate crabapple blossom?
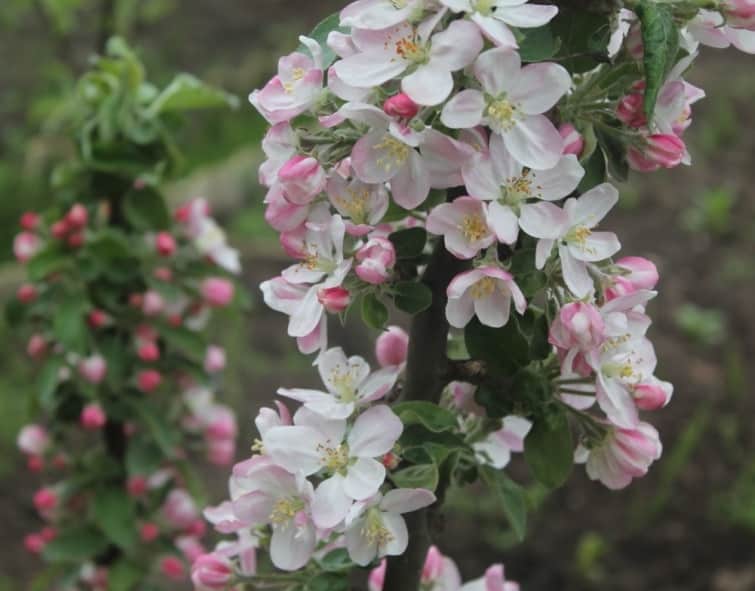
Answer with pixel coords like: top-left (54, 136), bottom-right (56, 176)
top-left (345, 488), bottom-right (436, 566)
top-left (446, 266), bottom-right (526, 329)
top-left (440, 0), bottom-right (558, 48)
top-left (80, 404), bottom-right (107, 430)
top-left (355, 236), bottom-right (396, 284)
top-left (79, 355), bottom-right (107, 385)
top-left (202, 278), bottom-right (235, 307)
top-left (473, 416), bottom-right (532, 469)
top-left (441, 48), bottom-right (570, 169)
top-left (191, 554), bottom-right (234, 590)
top-left (340, 0), bottom-right (424, 30)
top-left (278, 155), bottom-right (327, 205)
top-left (13, 232), bottom-right (42, 263)
top-left (559, 123), bottom-right (585, 156)
top-left (461, 564), bottom-right (520, 591)
top-left (520, 183), bottom-right (621, 298)
top-left (326, 170), bottom-right (389, 235)
top-left (426, 197), bottom-right (495, 259)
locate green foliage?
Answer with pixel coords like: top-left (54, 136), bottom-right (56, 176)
top-left (393, 401), bottom-right (458, 433)
top-left (42, 527), bottom-right (109, 563)
top-left (550, 9), bottom-right (611, 74)
top-left (674, 303), bottom-right (727, 346)
top-left (392, 463), bottom-right (440, 491)
top-left (681, 187), bottom-right (737, 236)
top-left (91, 487), bottom-right (138, 549)
top-left (636, 1), bottom-right (679, 122)
top-left (524, 409), bottom-right (574, 489)
top-left (361, 293), bottom-right (389, 329)
top-left (299, 12), bottom-right (349, 68)
top-left (480, 466), bottom-right (528, 541)
top-left (393, 281), bottom-right (433, 315)
top-left (389, 228), bottom-right (427, 260)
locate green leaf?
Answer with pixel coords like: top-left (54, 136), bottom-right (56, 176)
top-left (108, 560), bottom-right (143, 591)
top-left (147, 73), bottom-right (239, 115)
top-left (636, 1), bottom-right (679, 122)
top-left (28, 248), bottom-right (69, 281)
top-left (578, 145), bottom-right (607, 193)
top-left (393, 281), bottom-right (432, 315)
top-left (53, 296), bottom-right (88, 353)
top-left (92, 488), bottom-right (138, 549)
top-left (159, 324), bottom-right (206, 360)
top-left (393, 401), bottom-right (457, 433)
top-left (38, 357), bottom-right (64, 410)
top-left (126, 437), bottom-right (164, 476)
top-left (123, 187), bottom-right (171, 231)
top-left (389, 227), bottom-right (427, 260)
top-left (318, 548), bottom-right (353, 573)
top-left (361, 293), bottom-right (389, 330)
top-left (308, 573), bottom-right (350, 591)
top-left (480, 466), bottom-right (528, 541)
top-left (595, 125), bottom-right (629, 182)
top-left (300, 12), bottom-right (348, 69)
top-left (43, 527), bottom-right (109, 563)
top-left (391, 464), bottom-right (440, 491)
top-left (465, 317), bottom-right (529, 375)
top-left (524, 410), bottom-right (574, 489)
top-left (551, 10), bottom-right (612, 74)
top-left (519, 25), bottom-right (559, 62)
top-left (127, 398), bottom-right (178, 456)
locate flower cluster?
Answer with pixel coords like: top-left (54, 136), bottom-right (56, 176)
top-left (10, 39), bottom-right (240, 590)
top-left (197, 0), bottom-right (754, 588)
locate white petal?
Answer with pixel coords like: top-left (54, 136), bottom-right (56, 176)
top-left (530, 154), bottom-right (584, 198)
top-left (474, 289), bottom-right (512, 328)
top-left (568, 231), bottom-right (621, 262)
top-left (568, 183), bottom-right (619, 227)
top-left (429, 20), bottom-right (484, 71)
top-left (391, 149), bottom-right (431, 209)
top-left (312, 476), bottom-right (351, 529)
top-left (535, 238), bottom-right (554, 269)
top-left (474, 47), bottom-right (520, 95)
top-left (333, 52), bottom-right (407, 88)
top-left (503, 114), bottom-right (563, 170)
top-left (487, 202), bottom-right (520, 244)
top-left (472, 13), bottom-right (518, 48)
top-left (263, 426), bottom-right (327, 475)
top-left (346, 517), bottom-right (377, 566)
top-left (344, 458), bottom-right (386, 500)
top-left (510, 63), bottom-right (571, 115)
top-left (348, 405), bottom-right (403, 457)
top-left (380, 488), bottom-right (436, 513)
top-left (381, 512), bottom-right (409, 557)
top-left (402, 63), bottom-right (454, 106)
top-left (559, 245), bottom-right (594, 298)
top-left (270, 521), bottom-right (316, 571)
top-left (441, 89), bottom-right (486, 129)
top-left (518, 202), bottom-right (568, 240)
top-left (496, 3), bottom-right (558, 28)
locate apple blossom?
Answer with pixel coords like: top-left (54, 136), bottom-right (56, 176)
top-left (191, 553), bottom-right (234, 590)
top-left (17, 425), bottom-right (50, 457)
top-left (80, 404), bottom-right (107, 431)
top-left (473, 416), bottom-right (532, 469)
top-left (426, 197), bottom-right (495, 259)
top-left (355, 236), bottom-right (397, 284)
top-left (375, 326), bottom-right (409, 368)
top-left (461, 564), bottom-right (520, 591)
top-left (559, 123), bottom-right (585, 156)
top-left (446, 266), bottom-right (526, 329)
top-left (79, 355), bottom-right (107, 385)
top-left (13, 232), bottom-right (42, 263)
top-left (201, 278), bottom-right (235, 307)
top-left (204, 346), bottom-right (226, 373)
top-left (441, 48), bottom-right (570, 169)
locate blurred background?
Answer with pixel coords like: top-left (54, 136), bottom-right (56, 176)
top-left (0, 1), bottom-right (753, 589)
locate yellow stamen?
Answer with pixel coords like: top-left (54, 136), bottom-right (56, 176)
top-left (334, 188), bottom-right (370, 224)
top-left (270, 497), bottom-right (305, 526)
top-left (487, 99), bottom-right (518, 131)
top-left (460, 214), bottom-right (489, 243)
top-left (470, 277), bottom-right (497, 299)
top-left (362, 508), bottom-right (394, 548)
top-left (318, 444), bottom-right (350, 474)
top-left (374, 135), bottom-right (410, 173)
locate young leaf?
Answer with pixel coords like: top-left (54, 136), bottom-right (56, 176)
top-left (28, 248), bottom-right (69, 281)
top-left (480, 466), bottom-right (528, 541)
top-left (393, 401), bottom-right (458, 433)
top-left (636, 1), bottom-right (679, 121)
top-left (53, 296), bottom-right (88, 353)
top-left (465, 317), bottom-right (529, 374)
top-left (389, 227), bottom-right (427, 260)
top-left (391, 464), bottom-right (440, 491)
top-left (299, 12), bottom-right (349, 69)
top-left (123, 187), bottom-right (171, 231)
top-left (524, 410), bottom-right (574, 489)
top-left (92, 487), bottom-right (138, 549)
top-left (108, 560), bottom-right (143, 591)
top-left (43, 527), bottom-right (109, 563)
top-left (361, 293), bottom-right (389, 329)
top-left (519, 25), bottom-right (559, 62)
top-left (393, 281), bottom-right (432, 315)
top-left (147, 74), bottom-right (239, 115)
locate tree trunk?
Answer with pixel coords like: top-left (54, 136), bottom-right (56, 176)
top-left (382, 188), bottom-right (469, 591)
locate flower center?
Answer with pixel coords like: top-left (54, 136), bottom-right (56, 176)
top-left (470, 277), bottom-right (497, 299)
top-left (335, 187), bottom-right (370, 224)
top-left (328, 365), bottom-right (360, 402)
top-left (363, 508), bottom-right (394, 548)
top-left (502, 173), bottom-right (535, 206)
top-left (567, 225), bottom-right (592, 246)
top-left (460, 214), bottom-right (489, 243)
top-left (487, 98), bottom-right (518, 132)
top-left (474, 0), bottom-right (495, 15)
top-left (374, 135), bottom-right (410, 173)
top-left (318, 443), bottom-right (350, 474)
top-left (270, 497), bottom-right (305, 526)
top-left (395, 36), bottom-right (427, 63)
top-left (391, 0), bottom-right (409, 8)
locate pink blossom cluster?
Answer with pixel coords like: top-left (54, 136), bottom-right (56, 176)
top-left (14, 194), bottom-right (240, 588)
top-left (195, 0), bottom-right (753, 586)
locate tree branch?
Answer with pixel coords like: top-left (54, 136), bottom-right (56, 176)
top-left (383, 188), bottom-right (470, 591)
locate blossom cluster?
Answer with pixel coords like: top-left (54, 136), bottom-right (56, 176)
top-left (13, 193), bottom-right (241, 588)
top-left (194, 0), bottom-right (754, 588)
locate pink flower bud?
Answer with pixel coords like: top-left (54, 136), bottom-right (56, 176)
top-left (13, 232), bottom-right (42, 263)
top-left (66, 231), bottom-right (85, 249)
top-left (317, 286), bottom-right (351, 313)
top-left (616, 92), bottom-right (647, 128)
top-left (155, 232), bottom-right (177, 256)
top-left (160, 556), bottom-right (186, 581)
top-left (142, 290), bottom-right (165, 316)
top-left (558, 123), bottom-right (585, 156)
top-left (422, 546), bottom-right (444, 583)
top-left (33, 487), bottom-right (58, 513)
top-left (191, 553), bottom-right (234, 590)
top-left (26, 334), bottom-right (48, 361)
top-left (127, 476), bottom-right (148, 498)
top-left (20, 212), bottom-right (40, 231)
top-left (626, 22), bottom-right (644, 59)
top-left (17, 283), bottom-right (38, 304)
top-left (154, 267), bottom-right (173, 281)
top-left (355, 237), bottom-right (396, 285)
top-left (369, 560), bottom-right (387, 591)
top-left (66, 204), bottom-right (88, 229)
top-left (549, 302), bottom-right (606, 352)
top-left (383, 93), bottom-right (420, 119)
top-left (724, 0), bottom-right (755, 29)
top-left (137, 369), bottom-right (162, 393)
top-left (136, 324), bottom-right (159, 342)
top-left (138, 341), bottom-right (161, 362)
top-left (162, 489), bottom-right (198, 529)
top-left (201, 278), bottom-right (235, 307)
top-left (382, 451), bottom-right (400, 470)
top-left (278, 155), bottom-right (327, 205)
top-left (80, 403), bottom-right (107, 431)
top-left (17, 424), bottom-right (50, 456)
top-left (186, 519), bottom-right (207, 537)
top-left (51, 219), bottom-right (70, 240)
top-left (207, 438), bottom-right (235, 466)
top-left (88, 309), bottom-right (109, 329)
top-left (140, 522), bottom-right (160, 542)
top-left (27, 456), bottom-right (44, 472)
top-left (634, 379), bottom-right (673, 410)
top-left (24, 533), bottom-right (46, 554)
top-left (176, 536), bottom-right (206, 562)
top-left (375, 326), bottom-right (409, 367)
top-left (628, 134), bottom-right (686, 172)
top-left (450, 381), bottom-right (485, 416)
top-left (615, 256), bottom-right (659, 290)
top-left (79, 355), bottom-right (107, 385)
top-left (204, 346), bottom-right (226, 373)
